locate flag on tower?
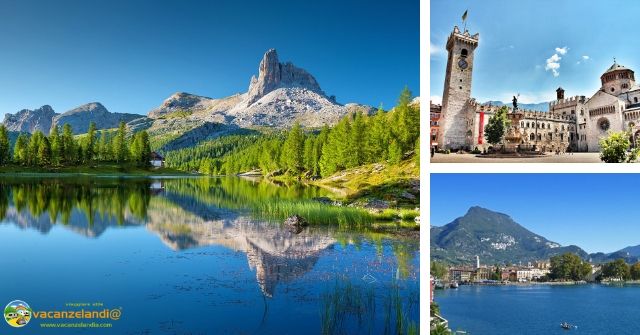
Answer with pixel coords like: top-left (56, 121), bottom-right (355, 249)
top-left (462, 10), bottom-right (468, 22)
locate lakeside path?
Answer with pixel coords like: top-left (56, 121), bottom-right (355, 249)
top-left (458, 281), bottom-right (587, 286)
top-left (447, 280), bottom-right (640, 287)
top-left (431, 152), bottom-right (602, 163)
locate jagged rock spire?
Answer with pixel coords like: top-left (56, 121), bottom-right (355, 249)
top-left (246, 49), bottom-right (324, 106)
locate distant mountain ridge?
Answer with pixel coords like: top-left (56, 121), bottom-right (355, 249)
top-left (4, 105), bottom-right (58, 133)
top-left (482, 100), bottom-right (550, 112)
top-left (432, 206), bottom-right (640, 265)
top-left (431, 206), bottom-right (587, 265)
top-left (3, 103), bottom-right (143, 134)
top-left (52, 102), bottom-right (142, 133)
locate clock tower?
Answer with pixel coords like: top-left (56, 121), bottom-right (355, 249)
top-left (438, 26), bottom-right (479, 150)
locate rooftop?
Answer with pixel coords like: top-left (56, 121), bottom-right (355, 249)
top-left (603, 61), bottom-right (631, 74)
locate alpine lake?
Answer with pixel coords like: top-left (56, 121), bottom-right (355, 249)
top-left (0, 175), bottom-right (419, 334)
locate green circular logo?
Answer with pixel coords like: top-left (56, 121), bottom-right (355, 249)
top-left (4, 300), bottom-right (32, 328)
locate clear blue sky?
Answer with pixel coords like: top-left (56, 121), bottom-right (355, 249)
top-left (430, 0), bottom-right (639, 105)
top-left (0, 0), bottom-right (418, 117)
top-left (431, 174), bottom-right (640, 254)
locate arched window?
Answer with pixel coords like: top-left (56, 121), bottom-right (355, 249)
top-left (461, 49), bottom-right (468, 58)
top-left (611, 87), bottom-right (615, 92)
top-left (635, 97), bottom-right (638, 103)
top-left (530, 133), bottom-right (535, 141)
top-left (542, 123), bottom-right (545, 129)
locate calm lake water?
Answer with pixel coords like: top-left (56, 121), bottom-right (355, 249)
top-left (0, 176), bottom-right (419, 334)
top-left (436, 284), bottom-right (640, 335)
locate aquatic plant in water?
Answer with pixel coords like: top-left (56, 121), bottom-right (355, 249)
top-left (319, 277), bottom-right (419, 335)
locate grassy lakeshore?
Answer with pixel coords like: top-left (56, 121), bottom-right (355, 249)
top-left (0, 163), bottom-right (193, 176)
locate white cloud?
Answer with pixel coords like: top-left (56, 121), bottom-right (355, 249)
top-left (577, 55), bottom-right (590, 65)
top-left (544, 47), bottom-right (569, 77)
top-left (545, 53), bottom-right (562, 77)
top-left (430, 41), bottom-right (443, 56)
top-left (499, 45), bottom-right (515, 51)
top-left (430, 96), bottom-right (442, 105)
top-left (555, 47), bottom-right (568, 55)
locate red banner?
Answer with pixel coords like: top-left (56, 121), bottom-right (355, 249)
top-left (478, 112), bottom-right (484, 144)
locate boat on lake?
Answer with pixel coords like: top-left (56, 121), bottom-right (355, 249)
top-left (450, 281), bottom-right (459, 288)
top-left (560, 322), bottom-right (576, 330)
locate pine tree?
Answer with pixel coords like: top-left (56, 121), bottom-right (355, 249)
top-left (395, 86), bottom-right (418, 151)
top-left (49, 126), bottom-right (61, 166)
top-left (113, 121), bottom-right (128, 163)
top-left (130, 131), bottom-right (151, 167)
top-left (27, 131), bottom-right (44, 166)
top-left (84, 122), bottom-right (97, 163)
top-left (98, 131), bottom-right (110, 161)
top-left (303, 136), bottom-right (315, 172)
top-left (281, 122), bottom-right (305, 173)
top-left (14, 134), bottom-right (28, 165)
top-left (320, 119), bottom-right (351, 177)
top-left (388, 139), bottom-right (402, 164)
top-left (335, 117), bottom-right (351, 169)
top-left (62, 124), bottom-right (77, 165)
top-left (139, 131), bottom-right (151, 167)
top-left (367, 106), bottom-right (389, 162)
top-left (0, 125), bottom-right (10, 165)
top-left (348, 111), bottom-right (367, 167)
top-left (37, 137), bottom-right (52, 166)
top-left (130, 132), bottom-right (142, 165)
top-left (313, 126), bottom-right (329, 176)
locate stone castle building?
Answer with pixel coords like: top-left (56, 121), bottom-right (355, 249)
top-left (437, 25), bottom-right (640, 152)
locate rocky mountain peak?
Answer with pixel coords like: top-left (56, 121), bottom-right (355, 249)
top-left (431, 206), bottom-right (588, 264)
top-left (246, 49), bottom-right (324, 106)
top-left (53, 102), bottom-right (142, 133)
top-left (147, 92), bottom-right (218, 119)
top-left (162, 92), bottom-right (210, 109)
top-left (3, 105), bottom-right (58, 133)
top-left (64, 102), bottom-right (108, 115)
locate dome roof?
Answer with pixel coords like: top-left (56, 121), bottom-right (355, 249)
top-left (603, 61), bottom-right (632, 74)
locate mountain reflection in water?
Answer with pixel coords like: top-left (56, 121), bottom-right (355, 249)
top-left (0, 176), bottom-right (412, 298)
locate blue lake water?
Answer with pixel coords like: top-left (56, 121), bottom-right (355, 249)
top-left (436, 284), bottom-right (640, 335)
top-left (0, 176), bottom-right (419, 334)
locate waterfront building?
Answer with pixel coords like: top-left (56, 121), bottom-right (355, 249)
top-left (449, 267), bottom-right (474, 282)
top-left (473, 266), bottom-right (491, 281)
top-left (516, 268), bottom-right (550, 281)
top-left (534, 261), bottom-right (551, 270)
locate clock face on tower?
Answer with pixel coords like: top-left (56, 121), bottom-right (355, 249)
top-left (458, 59), bottom-right (468, 70)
